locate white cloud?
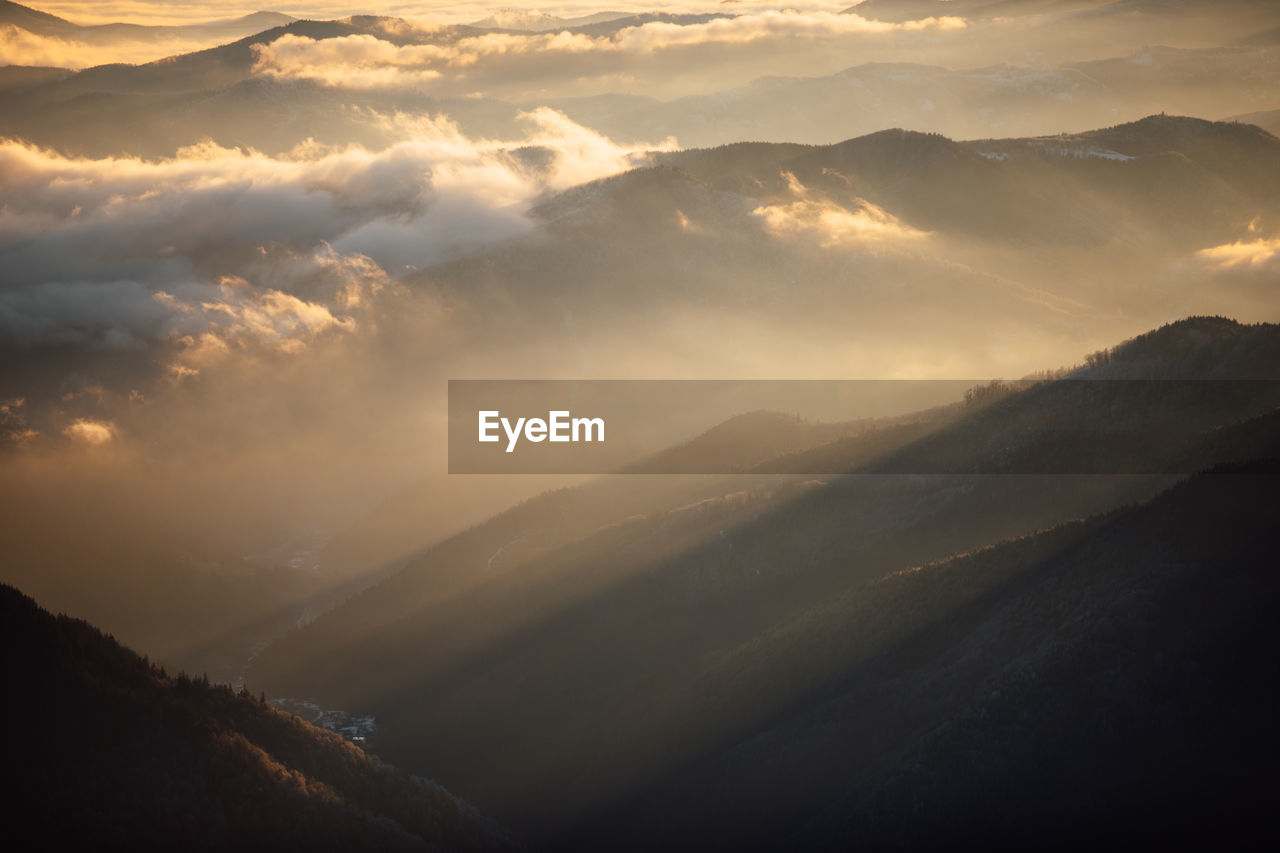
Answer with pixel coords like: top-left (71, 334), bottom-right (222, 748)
top-left (1196, 237), bottom-right (1280, 270)
top-left (0, 23), bottom-right (233, 67)
top-left (63, 418), bottom-right (116, 445)
top-left (251, 11), bottom-right (966, 89)
top-left (751, 174), bottom-right (930, 248)
top-left (0, 110), bottom-right (664, 348)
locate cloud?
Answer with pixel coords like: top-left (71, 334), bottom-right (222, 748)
top-left (0, 24), bottom-right (227, 68)
top-left (751, 174), bottom-right (930, 248)
top-left (63, 418), bottom-right (116, 445)
top-left (1196, 237), bottom-right (1280, 270)
top-left (609, 10), bottom-right (966, 50)
top-left (0, 279), bottom-right (171, 347)
top-left (157, 279), bottom-right (356, 356)
top-left (251, 11), bottom-right (966, 90)
top-left (0, 110), bottom-right (662, 350)
top-left (31, 2), bottom-right (266, 26)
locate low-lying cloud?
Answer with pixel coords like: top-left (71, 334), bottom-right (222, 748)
top-left (751, 174), bottom-right (930, 248)
top-left (252, 11), bottom-right (966, 91)
top-left (0, 109), bottom-right (664, 353)
top-left (0, 24), bottom-right (230, 68)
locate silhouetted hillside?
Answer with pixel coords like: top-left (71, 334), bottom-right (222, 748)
top-left (1229, 106), bottom-right (1280, 136)
top-left (571, 460), bottom-right (1280, 850)
top-left (1, 583), bottom-right (515, 852)
top-left (0, 64), bottom-right (72, 90)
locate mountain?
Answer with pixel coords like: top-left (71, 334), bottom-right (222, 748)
top-left (0, 64), bottom-right (71, 89)
top-left (1, 582), bottom-right (515, 851)
top-left (0, 13), bottom-right (491, 101)
top-left (553, 12), bottom-right (734, 38)
top-left (0, 1), bottom-right (295, 42)
top-left (3, 4), bottom-right (1275, 159)
top-left (847, 0), bottom-right (1101, 22)
top-left (246, 317), bottom-right (1280, 842)
top-left (1228, 106), bottom-right (1280, 136)
top-left (412, 116), bottom-right (1277, 354)
top-left (568, 459), bottom-right (1280, 850)
top-left (8, 42), bottom-right (1276, 159)
top-left (851, 0), bottom-right (1280, 28)
top-left (299, 115), bottom-right (1280, 599)
top-left (0, 471), bottom-right (317, 684)
top-left (655, 115), bottom-right (1280, 247)
top-left (468, 10), bottom-right (632, 32)
top-left (0, 0), bottom-right (73, 34)
top-left (0, 15), bottom-right (517, 158)
top-left (541, 45), bottom-right (1280, 148)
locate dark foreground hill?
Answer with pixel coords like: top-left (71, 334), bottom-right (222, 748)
top-left (0, 583), bottom-right (515, 852)
top-left (568, 460), bottom-right (1280, 850)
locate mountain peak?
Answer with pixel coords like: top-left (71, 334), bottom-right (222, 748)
top-left (1083, 317), bottom-right (1280, 378)
top-left (0, 0), bottom-right (74, 32)
top-left (795, 127), bottom-right (982, 176)
top-left (1087, 113), bottom-right (1280, 149)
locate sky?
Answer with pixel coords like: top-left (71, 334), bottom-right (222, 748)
top-left (33, 1), bottom-right (866, 26)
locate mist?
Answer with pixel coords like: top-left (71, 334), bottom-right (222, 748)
top-left (2, 4), bottom-right (1280, 843)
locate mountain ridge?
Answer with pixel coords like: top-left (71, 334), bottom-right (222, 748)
top-left (1, 581), bottom-right (516, 851)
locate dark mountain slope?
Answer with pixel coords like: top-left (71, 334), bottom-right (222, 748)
top-left (0, 64), bottom-right (72, 90)
top-left (753, 317), bottom-right (1280, 477)
top-left (1, 583), bottom-right (515, 852)
top-left (574, 459), bottom-right (1280, 850)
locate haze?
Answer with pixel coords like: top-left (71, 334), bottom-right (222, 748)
top-left (2, 3), bottom-right (1279, 846)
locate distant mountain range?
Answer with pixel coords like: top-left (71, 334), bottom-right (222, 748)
top-left (0, 1), bottom-right (295, 44)
top-left (850, 0), bottom-right (1279, 24)
top-left (1, 1), bottom-right (1276, 156)
top-left (541, 45), bottom-right (1280, 147)
top-left (410, 115), bottom-right (1278, 351)
top-left (467, 9), bottom-right (634, 32)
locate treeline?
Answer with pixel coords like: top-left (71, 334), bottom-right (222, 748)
top-left (1, 583), bottom-right (517, 852)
